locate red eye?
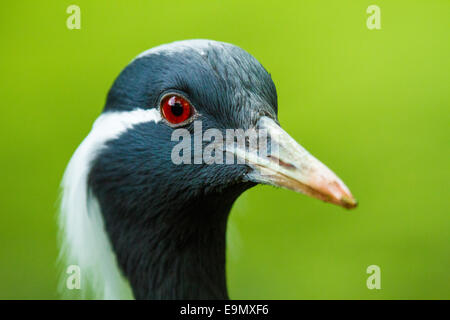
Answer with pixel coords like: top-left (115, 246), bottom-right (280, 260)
top-left (160, 94), bottom-right (193, 125)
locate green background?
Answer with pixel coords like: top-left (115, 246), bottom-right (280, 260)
top-left (1, 0), bottom-right (448, 299)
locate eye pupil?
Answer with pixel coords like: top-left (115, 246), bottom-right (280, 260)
top-left (171, 102), bottom-right (184, 117)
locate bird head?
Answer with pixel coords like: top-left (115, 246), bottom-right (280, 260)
top-left (60, 39), bottom-right (356, 299)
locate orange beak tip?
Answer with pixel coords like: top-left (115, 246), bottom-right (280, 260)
top-left (341, 196), bottom-right (358, 210)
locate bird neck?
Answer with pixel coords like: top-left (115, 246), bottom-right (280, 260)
top-left (117, 184), bottom-right (252, 300)
top-left (141, 204), bottom-right (229, 299)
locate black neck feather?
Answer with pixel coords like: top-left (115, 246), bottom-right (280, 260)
top-left (92, 173), bottom-right (253, 299)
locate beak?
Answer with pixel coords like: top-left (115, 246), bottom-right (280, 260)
top-left (233, 117), bottom-right (357, 209)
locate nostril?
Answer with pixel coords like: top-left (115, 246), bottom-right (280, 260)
top-left (267, 155), bottom-right (297, 170)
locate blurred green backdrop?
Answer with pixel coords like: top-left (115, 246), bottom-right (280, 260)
top-left (0, 0), bottom-right (448, 299)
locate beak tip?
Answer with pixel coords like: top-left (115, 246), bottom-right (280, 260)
top-left (340, 196), bottom-right (358, 210)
